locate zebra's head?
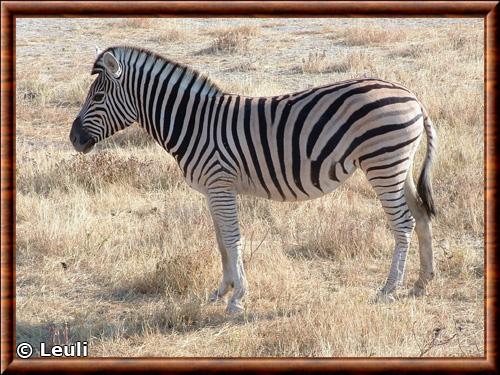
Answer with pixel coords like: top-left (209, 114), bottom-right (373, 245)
top-left (70, 47), bottom-right (137, 153)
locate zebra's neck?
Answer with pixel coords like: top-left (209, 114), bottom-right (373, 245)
top-left (116, 47), bottom-right (223, 154)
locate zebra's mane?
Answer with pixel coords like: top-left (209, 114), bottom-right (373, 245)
top-left (92, 46), bottom-right (223, 94)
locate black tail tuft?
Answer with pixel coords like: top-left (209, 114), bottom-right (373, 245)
top-left (417, 167), bottom-right (436, 217)
top-left (417, 106), bottom-right (437, 218)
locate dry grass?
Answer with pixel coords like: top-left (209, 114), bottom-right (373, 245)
top-left (226, 61), bottom-right (260, 73)
top-left (208, 31), bottom-right (249, 54)
top-left (299, 51), bottom-right (335, 74)
top-left (207, 25), bottom-right (261, 38)
top-left (331, 25), bottom-right (408, 46)
top-left (298, 50), bottom-right (373, 75)
top-left (391, 43), bottom-right (433, 59)
top-left (217, 77), bottom-right (284, 97)
top-left (147, 28), bottom-right (187, 44)
top-left (16, 18), bottom-right (484, 358)
top-left (202, 25), bottom-right (260, 55)
top-left (17, 72), bottom-right (92, 108)
top-left (120, 18), bottom-right (153, 29)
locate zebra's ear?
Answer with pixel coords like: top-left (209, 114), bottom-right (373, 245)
top-left (102, 51), bottom-right (122, 78)
top-left (95, 45), bottom-right (102, 57)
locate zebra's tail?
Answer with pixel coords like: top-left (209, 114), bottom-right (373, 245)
top-left (417, 104), bottom-right (437, 218)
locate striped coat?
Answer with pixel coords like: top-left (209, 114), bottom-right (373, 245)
top-left (71, 46), bottom-right (436, 312)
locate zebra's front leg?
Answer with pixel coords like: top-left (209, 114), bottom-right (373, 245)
top-left (207, 189), bottom-right (247, 314)
top-left (208, 221), bottom-right (231, 303)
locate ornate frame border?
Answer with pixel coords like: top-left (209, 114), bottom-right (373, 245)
top-left (1, 1), bottom-right (498, 373)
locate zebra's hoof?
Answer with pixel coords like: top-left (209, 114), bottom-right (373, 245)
top-left (409, 286), bottom-right (426, 298)
top-left (226, 302), bottom-right (244, 314)
top-left (208, 289), bottom-right (226, 303)
top-left (374, 291), bottom-right (396, 303)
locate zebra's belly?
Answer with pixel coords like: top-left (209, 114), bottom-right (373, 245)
top-left (234, 168), bottom-right (347, 202)
top-left (231, 150), bottom-right (358, 201)
top-left (235, 182), bottom-right (343, 202)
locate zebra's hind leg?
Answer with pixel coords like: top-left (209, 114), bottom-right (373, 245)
top-left (404, 171), bottom-right (434, 297)
top-left (207, 189), bottom-right (247, 314)
top-left (366, 168), bottom-right (416, 302)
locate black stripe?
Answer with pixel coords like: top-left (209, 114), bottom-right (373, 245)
top-left (278, 82), bottom-right (373, 196)
top-left (230, 97), bottom-right (253, 186)
top-left (384, 195), bottom-right (405, 202)
top-left (147, 62), bottom-right (170, 142)
top-left (135, 59), bottom-right (147, 125)
top-left (108, 89), bottom-right (129, 128)
top-left (359, 135), bottom-right (421, 166)
top-left (167, 74), bottom-right (197, 151)
top-left (367, 157), bottom-right (409, 173)
top-left (153, 65), bottom-right (178, 142)
top-left (340, 113), bottom-right (423, 166)
top-left (113, 79), bottom-right (134, 121)
top-left (288, 78), bottom-right (373, 106)
top-left (372, 179), bottom-right (406, 189)
top-left (379, 188), bottom-right (404, 196)
top-left (306, 83), bottom-right (399, 158)
top-left (181, 93), bottom-right (208, 176)
top-left (211, 97), bottom-right (234, 170)
top-left (188, 96), bottom-right (214, 181)
top-left (276, 101), bottom-right (297, 199)
top-left (392, 209), bottom-right (410, 222)
top-left (296, 82), bottom-right (388, 192)
top-left (369, 169), bottom-right (407, 182)
top-left (220, 96), bottom-right (240, 173)
top-left (258, 98), bottom-right (285, 200)
top-left (270, 97), bottom-right (279, 124)
top-left (382, 201), bottom-right (407, 210)
top-left (396, 218), bottom-right (415, 226)
top-left (126, 51), bottom-right (140, 119)
top-left (243, 98), bottom-right (271, 198)
top-left (163, 68), bottom-right (187, 149)
top-left (200, 149), bottom-right (218, 179)
top-left (313, 96), bottom-right (417, 163)
top-left (310, 96), bottom-right (416, 189)
top-left (192, 96), bottom-right (218, 183)
top-left (175, 80), bottom-right (207, 162)
top-left (141, 58), bottom-right (157, 136)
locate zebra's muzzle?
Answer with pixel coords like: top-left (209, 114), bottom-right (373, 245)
top-left (70, 117), bottom-right (96, 154)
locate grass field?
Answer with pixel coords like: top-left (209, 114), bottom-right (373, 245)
top-left (15, 18), bottom-right (484, 357)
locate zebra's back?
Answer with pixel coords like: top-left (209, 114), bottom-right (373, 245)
top-left (208, 78), bottom-right (424, 202)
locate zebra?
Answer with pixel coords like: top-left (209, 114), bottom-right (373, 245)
top-left (70, 46), bottom-right (437, 313)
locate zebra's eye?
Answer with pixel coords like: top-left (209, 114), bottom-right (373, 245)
top-left (93, 93), bottom-right (105, 102)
